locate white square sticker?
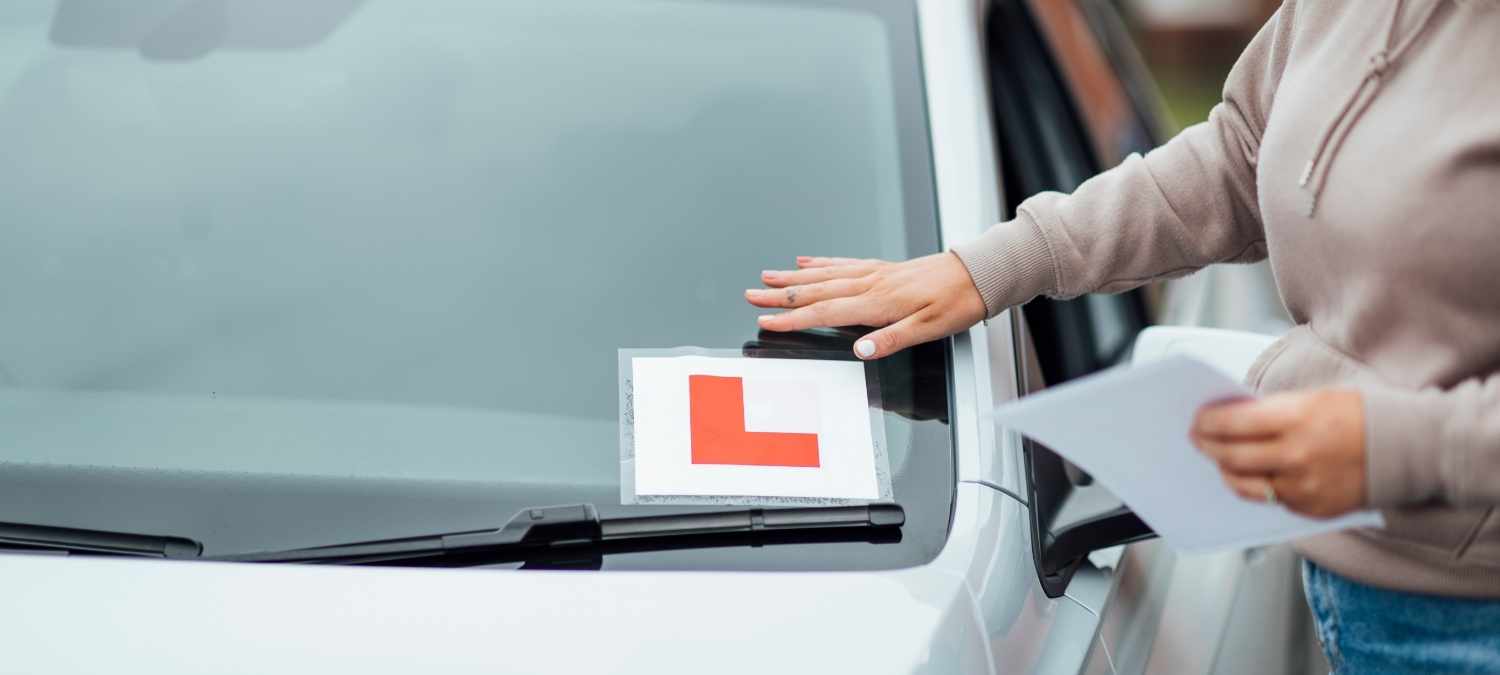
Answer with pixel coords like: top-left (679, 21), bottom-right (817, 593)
top-left (625, 355), bottom-right (885, 503)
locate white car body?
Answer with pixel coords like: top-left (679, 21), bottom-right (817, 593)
top-left (0, 1), bottom-right (1310, 673)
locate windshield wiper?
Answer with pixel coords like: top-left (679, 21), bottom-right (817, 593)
top-left (0, 521), bottom-right (203, 559)
top-left (213, 503), bottom-right (904, 566)
top-left (0, 504), bottom-right (902, 567)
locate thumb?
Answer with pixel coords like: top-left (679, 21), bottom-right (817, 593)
top-left (853, 310), bottom-right (937, 360)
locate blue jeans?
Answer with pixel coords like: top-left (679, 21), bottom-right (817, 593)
top-left (1302, 560), bottom-right (1500, 674)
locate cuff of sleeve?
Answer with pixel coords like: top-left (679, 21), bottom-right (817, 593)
top-left (950, 212), bottom-right (1058, 318)
top-left (1362, 384), bottom-right (1450, 508)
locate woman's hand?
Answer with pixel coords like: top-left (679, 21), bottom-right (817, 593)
top-left (745, 253), bottom-right (987, 360)
top-left (1191, 389), bottom-right (1368, 518)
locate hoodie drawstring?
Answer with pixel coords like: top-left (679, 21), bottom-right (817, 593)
top-left (1299, 0), bottom-right (1448, 216)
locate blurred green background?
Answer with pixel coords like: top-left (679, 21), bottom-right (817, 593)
top-left (1121, 0), bottom-right (1278, 132)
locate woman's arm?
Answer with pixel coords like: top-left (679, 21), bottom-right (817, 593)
top-left (749, 3), bottom-right (1303, 359)
top-left (955, 0), bottom-right (1298, 314)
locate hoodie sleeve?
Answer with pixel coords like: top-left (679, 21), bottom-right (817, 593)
top-left (953, 3), bottom-right (1299, 316)
top-left (1362, 375), bottom-right (1500, 508)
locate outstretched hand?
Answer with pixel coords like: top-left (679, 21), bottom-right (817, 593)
top-left (745, 253), bottom-right (987, 360)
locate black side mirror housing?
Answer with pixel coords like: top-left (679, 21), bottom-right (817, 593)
top-left (1023, 438), bottom-right (1155, 598)
top-left (1010, 307), bottom-right (1157, 598)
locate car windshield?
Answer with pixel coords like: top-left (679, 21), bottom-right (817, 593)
top-left (0, 0), bottom-right (952, 570)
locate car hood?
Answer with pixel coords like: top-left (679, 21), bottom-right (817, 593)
top-left (0, 553), bottom-right (990, 674)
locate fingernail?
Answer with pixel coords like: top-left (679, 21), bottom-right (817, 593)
top-left (796, 256), bottom-right (811, 262)
top-left (855, 339), bottom-right (876, 358)
top-left (745, 288), bottom-right (763, 298)
top-left (758, 315), bottom-right (774, 325)
top-left (761, 270), bottom-right (778, 278)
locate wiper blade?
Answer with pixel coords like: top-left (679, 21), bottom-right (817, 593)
top-left (0, 521), bottom-right (203, 559)
top-left (215, 503), bottom-right (904, 566)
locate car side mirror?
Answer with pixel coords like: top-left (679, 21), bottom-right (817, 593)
top-left (1023, 436), bottom-right (1154, 598)
top-left (1011, 308), bottom-right (1158, 598)
top-left (1014, 320), bottom-right (1282, 597)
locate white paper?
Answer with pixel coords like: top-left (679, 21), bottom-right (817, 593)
top-left (989, 356), bottom-right (1384, 553)
top-left (629, 355), bottom-right (884, 502)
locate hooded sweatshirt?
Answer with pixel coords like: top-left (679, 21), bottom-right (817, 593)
top-left (953, 0), bottom-right (1500, 598)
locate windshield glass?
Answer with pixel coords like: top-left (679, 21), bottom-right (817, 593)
top-left (0, 0), bottom-right (951, 570)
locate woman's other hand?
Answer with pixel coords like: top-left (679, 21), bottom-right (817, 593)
top-left (745, 253), bottom-right (987, 360)
top-left (1191, 389), bottom-right (1368, 519)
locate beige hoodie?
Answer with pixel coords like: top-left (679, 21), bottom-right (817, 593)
top-left (954, 0), bottom-right (1500, 598)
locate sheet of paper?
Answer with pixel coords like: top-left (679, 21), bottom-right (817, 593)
top-left (628, 355), bottom-right (887, 503)
top-left (989, 356), bottom-right (1384, 552)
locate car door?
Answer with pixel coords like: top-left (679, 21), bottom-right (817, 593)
top-left (1039, 5), bottom-right (1322, 674)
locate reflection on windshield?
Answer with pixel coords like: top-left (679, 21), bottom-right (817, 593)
top-left (51, 0), bottom-right (365, 60)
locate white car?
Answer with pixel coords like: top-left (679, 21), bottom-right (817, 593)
top-left (0, 0), bottom-right (1311, 673)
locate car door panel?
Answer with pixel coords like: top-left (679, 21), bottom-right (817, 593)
top-left (960, 478), bottom-right (1109, 675)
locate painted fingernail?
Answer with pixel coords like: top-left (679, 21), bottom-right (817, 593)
top-left (855, 339), bottom-right (876, 358)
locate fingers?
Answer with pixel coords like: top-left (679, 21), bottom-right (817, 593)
top-left (1218, 468), bottom-right (1341, 518)
top-left (1192, 395), bottom-right (1303, 439)
top-left (796, 256), bottom-right (875, 269)
top-left (1194, 436), bottom-right (1289, 474)
top-left (756, 297), bottom-right (877, 333)
top-left (853, 307), bottom-right (943, 360)
top-left (749, 252), bottom-right (985, 360)
top-left (761, 265), bottom-right (874, 288)
top-left (744, 278), bottom-right (869, 309)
